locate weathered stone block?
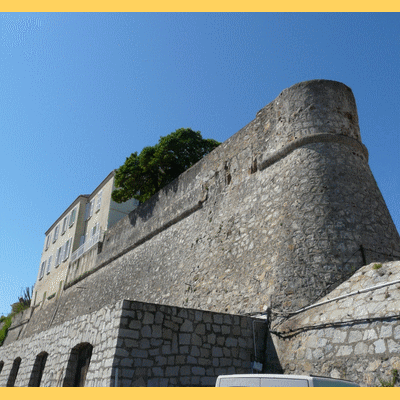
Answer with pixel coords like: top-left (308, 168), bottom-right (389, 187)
top-left (155, 356), bottom-right (167, 366)
top-left (388, 339), bottom-right (400, 353)
top-left (180, 366), bottom-right (191, 376)
top-left (191, 333), bottom-right (203, 346)
top-left (180, 320), bottom-right (193, 332)
top-left (139, 339), bottom-right (150, 349)
top-left (141, 325), bottom-right (152, 337)
top-left (380, 325), bottom-right (393, 338)
top-left (190, 346), bottom-right (200, 357)
top-left (363, 329), bottom-right (378, 341)
top-left (225, 337), bottom-right (237, 348)
top-left (152, 325), bottom-right (162, 338)
top-left (152, 367), bottom-right (164, 377)
top-left (212, 347), bottom-right (223, 357)
top-left (374, 339), bottom-right (386, 354)
top-left (348, 331), bottom-right (363, 343)
top-left (195, 324), bottom-right (206, 335)
top-left (187, 355), bottom-right (198, 364)
top-left (179, 333), bottom-right (191, 345)
top-left (131, 349), bottom-right (148, 358)
top-left (165, 366), bottom-right (179, 377)
top-left (192, 366), bottom-right (205, 376)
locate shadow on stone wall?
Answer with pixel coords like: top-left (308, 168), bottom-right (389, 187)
top-left (264, 330), bottom-right (283, 374)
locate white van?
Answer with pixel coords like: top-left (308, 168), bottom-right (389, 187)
top-left (215, 374), bottom-right (359, 387)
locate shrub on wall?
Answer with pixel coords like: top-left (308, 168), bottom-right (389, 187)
top-left (0, 315), bottom-right (12, 346)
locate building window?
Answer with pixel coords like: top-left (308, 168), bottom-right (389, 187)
top-left (53, 225), bottom-right (59, 243)
top-left (7, 357), bottom-right (21, 387)
top-left (63, 343), bottom-right (93, 387)
top-left (28, 352), bottom-right (48, 387)
top-left (55, 247), bottom-right (62, 267)
top-left (39, 261), bottom-right (46, 280)
top-left (69, 207), bottom-right (77, 227)
top-left (91, 222), bottom-right (99, 238)
top-left (0, 360), bottom-right (4, 375)
top-left (95, 190), bottom-right (102, 212)
top-left (46, 256), bottom-right (52, 275)
top-left (85, 200), bottom-right (95, 220)
top-left (45, 235), bottom-right (51, 251)
top-left (85, 201), bottom-right (94, 220)
top-left (62, 239), bottom-right (71, 262)
top-left (61, 216), bottom-right (68, 235)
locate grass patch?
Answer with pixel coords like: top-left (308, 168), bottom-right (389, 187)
top-left (379, 369), bottom-right (398, 387)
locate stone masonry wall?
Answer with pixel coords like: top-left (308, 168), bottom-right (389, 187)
top-left (0, 299), bottom-right (262, 387)
top-left (0, 301), bottom-right (122, 387)
top-left (45, 80), bottom-right (399, 325)
top-left (112, 300), bottom-right (259, 386)
top-left (272, 260), bottom-right (400, 386)
top-left (2, 79), bottom-right (400, 387)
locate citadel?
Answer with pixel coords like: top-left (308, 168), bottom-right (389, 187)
top-left (1, 79), bottom-right (400, 387)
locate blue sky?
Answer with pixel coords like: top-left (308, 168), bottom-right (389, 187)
top-left (0, 13), bottom-right (399, 317)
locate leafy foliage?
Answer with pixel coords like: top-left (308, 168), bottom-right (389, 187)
top-left (112, 128), bottom-right (220, 203)
top-left (0, 286), bottom-right (32, 346)
top-left (0, 315), bottom-right (12, 346)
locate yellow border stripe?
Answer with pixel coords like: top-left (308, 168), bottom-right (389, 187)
top-left (2, 2), bottom-right (400, 11)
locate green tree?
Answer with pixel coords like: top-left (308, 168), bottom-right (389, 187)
top-left (112, 128), bottom-right (220, 203)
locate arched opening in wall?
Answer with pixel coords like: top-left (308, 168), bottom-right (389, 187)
top-left (63, 343), bottom-right (93, 387)
top-left (0, 360), bottom-right (4, 375)
top-left (28, 352), bottom-right (48, 387)
top-left (6, 357), bottom-right (21, 387)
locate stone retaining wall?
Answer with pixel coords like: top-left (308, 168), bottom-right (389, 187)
top-left (112, 300), bottom-right (259, 386)
top-left (0, 299), bottom-right (262, 387)
top-left (0, 301), bottom-right (121, 386)
top-left (273, 261), bottom-right (400, 386)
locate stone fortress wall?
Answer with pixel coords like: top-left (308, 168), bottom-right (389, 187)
top-left (1, 80), bottom-right (399, 386)
top-left (37, 79), bottom-right (400, 322)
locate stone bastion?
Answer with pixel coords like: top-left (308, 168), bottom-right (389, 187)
top-left (16, 79), bottom-right (400, 341)
top-left (1, 80), bottom-right (400, 387)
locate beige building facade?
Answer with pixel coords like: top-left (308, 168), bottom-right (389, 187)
top-left (33, 171), bottom-right (138, 308)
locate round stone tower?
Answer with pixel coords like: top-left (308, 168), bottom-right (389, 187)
top-left (252, 80), bottom-right (400, 311)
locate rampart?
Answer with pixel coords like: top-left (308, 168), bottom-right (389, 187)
top-left (2, 80), bottom-right (400, 387)
top-left (17, 79), bottom-right (400, 341)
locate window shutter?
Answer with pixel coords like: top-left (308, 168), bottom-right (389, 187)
top-left (89, 199), bottom-right (94, 218)
top-left (39, 262), bottom-right (46, 279)
top-left (96, 190), bottom-right (102, 212)
top-left (55, 247), bottom-right (62, 266)
top-left (46, 256), bottom-right (52, 274)
top-left (53, 225), bottom-right (59, 243)
top-left (62, 216), bottom-right (68, 234)
top-left (69, 207), bottom-right (76, 227)
top-left (85, 202), bottom-right (93, 220)
top-left (63, 239), bottom-right (71, 261)
top-left (60, 243), bottom-right (65, 262)
top-left (45, 235), bottom-right (51, 250)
